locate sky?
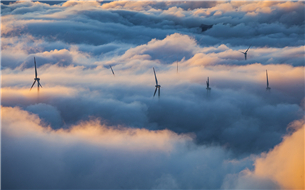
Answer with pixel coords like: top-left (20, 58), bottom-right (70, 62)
top-left (1, 0), bottom-right (304, 189)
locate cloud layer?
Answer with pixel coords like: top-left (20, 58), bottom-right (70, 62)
top-left (2, 106), bottom-right (304, 189)
top-left (1, 1), bottom-right (304, 189)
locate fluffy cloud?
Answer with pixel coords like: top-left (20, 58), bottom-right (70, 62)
top-left (223, 119), bottom-right (305, 189)
top-left (1, 1), bottom-right (304, 49)
top-left (1, 106), bottom-right (247, 189)
top-left (1, 60), bottom-right (304, 155)
top-left (1, 1), bottom-right (304, 189)
top-left (2, 106), bottom-right (304, 189)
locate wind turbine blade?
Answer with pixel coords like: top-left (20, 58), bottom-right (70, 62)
top-left (30, 80), bottom-right (36, 90)
top-left (240, 51), bottom-right (245, 54)
top-left (38, 81), bottom-right (43, 88)
top-left (34, 57), bottom-right (38, 78)
top-left (245, 45), bottom-right (251, 53)
top-left (153, 87), bottom-right (157, 97)
top-left (158, 87), bottom-right (160, 97)
top-left (110, 66), bottom-right (115, 76)
top-left (153, 67), bottom-right (158, 85)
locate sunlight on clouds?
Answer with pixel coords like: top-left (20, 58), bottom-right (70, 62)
top-left (62, 0), bottom-right (100, 8)
top-left (162, 7), bottom-right (185, 17)
top-left (101, 1), bottom-right (156, 12)
top-left (1, 86), bottom-right (77, 103)
top-left (60, 119), bottom-right (191, 151)
top-left (1, 17), bottom-right (54, 35)
top-left (1, 0), bottom-right (304, 188)
top-left (121, 33), bottom-right (198, 61)
top-left (2, 106), bottom-right (52, 137)
top-left (2, 106), bottom-right (192, 152)
top-left (254, 119), bottom-right (304, 189)
top-left (222, 118), bottom-right (304, 189)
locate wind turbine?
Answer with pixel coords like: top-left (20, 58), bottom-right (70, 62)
top-left (266, 70), bottom-right (271, 90)
top-left (30, 57), bottom-right (43, 92)
top-left (110, 65), bottom-right (115, 76)
top-left (153, 67), bottom-right (161, 98)
top-left (206, 77), bottom-right (211, 90)
top-left (240, 45), bottom-right (251, 60)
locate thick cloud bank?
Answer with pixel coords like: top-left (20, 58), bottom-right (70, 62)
top-left (1, 1), bottom-right (304, 69)
top-left (2, 106), bottom-right (304, 189)
top-left (1, 1), bottom-right (304, 189)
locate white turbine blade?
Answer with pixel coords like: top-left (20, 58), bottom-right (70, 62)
top-left (30, 80), bottom-right (36, 90)
top-left (34, 57), bottom-right (38, 78)
top-left (153, 67), bottom-right (158, 85)
top-left (153, 87), bottom-right (158, 97)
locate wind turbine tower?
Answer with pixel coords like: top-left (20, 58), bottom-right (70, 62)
top-left (206, 77), bottom-right (211, 90)
top-left (153, 67), bottom-right (161, 98)
top-left (241, 45), bottom-right (251, 60)
top-left (266, 70), bottom-right (271, 91)
top-left (30, 57), bottom-right (43, 92)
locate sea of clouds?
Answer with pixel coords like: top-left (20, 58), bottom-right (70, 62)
top-left (1, 1), bottom-right (304, 189)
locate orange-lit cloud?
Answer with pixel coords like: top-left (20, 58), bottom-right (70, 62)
top-left (227, 118), bottom-right (305, 189)
top-left (2, 106), bottom-right (191, 152)
top-left (253, 119), bottom-right (304, 189)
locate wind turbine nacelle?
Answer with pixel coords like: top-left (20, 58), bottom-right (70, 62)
top-left (155, 85), bottom-right (161, 88)
top-left (206, 87), bottom-right (211, 90)
top-left (35, 78), bottom-right (40, 81)
top-left (266, 87), bottom-right (271, 90)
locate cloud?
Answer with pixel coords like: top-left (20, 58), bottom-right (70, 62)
top-left (1, 60), bottom-right (304, 156)
top-left (253, 119), bottom-right (305, 189)
top-left (2, 106), bottom-right (304, 189)
top-left (1, 1), bottom-right (304, 188)
top-left (1, 1), bottom-right (304, 49)
top-left (1, 106), bottom-right (251, 189)
top-left (26, 103), bottom-right (63, 128)
top-left (118, 33), bottom-right (198, 64)
top-left (224, 118), bottom-right (305, 189)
